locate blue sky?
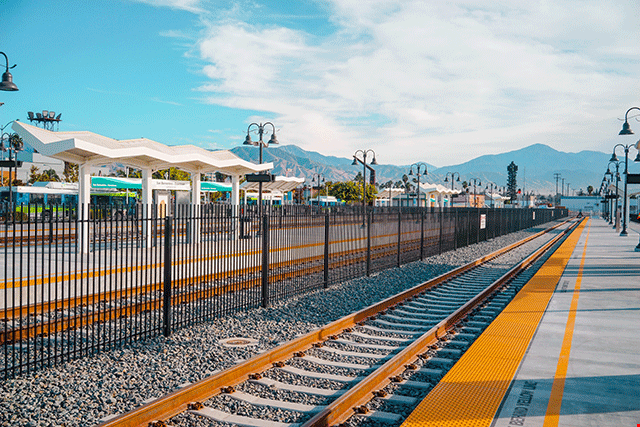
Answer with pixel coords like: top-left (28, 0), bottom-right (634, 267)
top-left (2, 0), bottom-right (640, 167)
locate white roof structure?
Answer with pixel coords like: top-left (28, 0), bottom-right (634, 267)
top-left (419, 182), bottom-right (457, 194)
top-left (11, 121), bottom-right (274, 251)
top-left (241, 176), bottom-right (304, 193)
top-left (12, 121), bottom-right (272, 175)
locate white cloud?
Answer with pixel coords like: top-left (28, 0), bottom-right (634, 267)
top-left (130, 0), bottom-right (205, 14)
top-left (184, 0), bottom-right (640, 165)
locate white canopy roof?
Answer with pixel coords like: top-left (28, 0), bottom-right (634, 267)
top-left (12, 121), bottom-right (272, 175)
top-left (241, 176), bottom-right (304, 193)
top-left (419, 182), bottom-right (457, 194)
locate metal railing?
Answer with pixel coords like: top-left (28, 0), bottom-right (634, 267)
top-left (0, 202), bottom-right (567, 379)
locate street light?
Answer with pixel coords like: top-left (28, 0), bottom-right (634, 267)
top-left (605, 161), bottom-right (622, 229)
top-left (352, 149), bottom-right (377, 226)
top-left (468, 178), bottom-right (481, 208)
top-left (0, 52), bottom-right (18, 92)
top-left (484, 182), bottom-right (498, 208)
top-left (244, 122), bottom-right (278, 217)
top-left (0, 130), bottom-right (23, 209)
top-left (409, 162), bottom-right (428, 208)
top-left (610, 141), bottom-right (640, 236)
top-left (601, 175), bottom-right (613, 224)
top-left (311, 173), bottom-right (326, 200)
top-left (443, 172), bottom-right (461, 191)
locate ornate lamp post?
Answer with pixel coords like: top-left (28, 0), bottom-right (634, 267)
top-left (601, 175), bottom-right (612, 223)
top-left (244, 122), bottom-right (278, 217)
top-left (409, 163), bottom-right (428, 208)
top-left (468, 178), bottom-right (481, 208)
top-left (0, 130), bottom-right (23, 208)
top-left (352, 149), bottom-right (377, 226)
top-left (605, 161), bottom-right (622, 229)
top-left (610, 142), bottom-right (640, 236)
top-left (312, 173), bottom-right (326, 200)
top-left (444, 172), bottom-right (460, 191)
top-left (484, 182), bottom-right (498, 208)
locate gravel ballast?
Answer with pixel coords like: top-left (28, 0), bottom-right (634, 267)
top-left (0, 223), bottom-right (563, 427)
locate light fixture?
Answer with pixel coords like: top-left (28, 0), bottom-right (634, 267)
top-left (0, 52), bottom-right (18, 92)
top-left (619, 121), bottom-right (634, 135)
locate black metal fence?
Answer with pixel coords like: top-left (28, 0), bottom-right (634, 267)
top-left (0, 203), bottom-right (567, 379)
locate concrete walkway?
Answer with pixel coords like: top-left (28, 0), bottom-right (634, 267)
top-left (493, 217), bottom-right (640, 427)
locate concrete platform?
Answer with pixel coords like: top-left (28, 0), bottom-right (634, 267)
top-left (402, 217), bottom-right (640, 427)
top-left (493, 217), bottom-right (640, 427)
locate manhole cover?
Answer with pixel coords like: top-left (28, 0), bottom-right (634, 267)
top-left (219, 337), bottom-right (259, 348)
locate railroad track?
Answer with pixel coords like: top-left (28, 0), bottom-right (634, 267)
top-left (97, 218), bottom-right (579, 427)
top-left (0, 232), bottom-right (438, 346)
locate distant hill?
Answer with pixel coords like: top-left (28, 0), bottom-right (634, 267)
top-left (430, 143), bottom-right (610, 194)
top-left (231, 145), bottom-right (436, 185)
top-left (229, 143), bottom-right (609, 195)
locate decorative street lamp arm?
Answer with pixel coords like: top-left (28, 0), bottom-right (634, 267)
top-left (1, 52), bottom-right (17, 72)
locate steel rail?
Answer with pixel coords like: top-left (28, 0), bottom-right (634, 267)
top-left (97, 219), bottom-right (572, 427)
top-left (0, 234), bottom-right (434, 344)
top-left (0, 223), bottom-right (429, 290)
top-left (302, 218), bottom-right (581, 427)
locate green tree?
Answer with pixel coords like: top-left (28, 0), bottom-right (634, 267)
top-left (152, 167), bottom-right (190, 180)
top-left (507, 161), bottom-right (518, 201)
top-left (63, 162), bottom-right (79, 182)
top-left (330, 180), bottom-right (377, 204)
top-left (28, 165), bottom-right (41, 184)
top-left (330, 181), bottom-right (362, 204)
top-left (116, 167), bottom-right (142, 178)
top-left (39, 168), bottom-right (60, 182)
top-left (587, 185), bottom-right (594, 195)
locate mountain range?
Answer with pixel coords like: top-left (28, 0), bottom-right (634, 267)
top-left (230, 143), bottom-right (612, 195)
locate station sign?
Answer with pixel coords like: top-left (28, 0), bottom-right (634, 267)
top-left (0, 160), bottom-right (22, 167)
top-left (626, 173), bottom-right (640, 184)
top-left (245, 173), bottom-right (275, 183)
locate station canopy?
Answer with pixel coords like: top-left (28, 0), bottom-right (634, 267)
top-left (242, 176), bottom-right (304, 193)
top-left (11, 121), bottom-right (272, 176)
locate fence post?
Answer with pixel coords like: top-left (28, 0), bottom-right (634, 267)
top-left (438, 209), bottom-right (443, 255)
top-left (366, 211), bottom-right (372, 276)
top-left (397, 208), bottom-right (401, 267)
top-left (49, 213), bottom-right (54, 244)
top-left (163, 216), bottom-right (173, 337)
top-left (262, 214), bottom-right (270, 308)
top-left (323, 213), bottom-right (329, 288)
top-left (420, 210), bottom-right (425, 260)
top-left (453, 208), bottom-right (458, 250)
top-left (466, 209), bottom-right (470, 247)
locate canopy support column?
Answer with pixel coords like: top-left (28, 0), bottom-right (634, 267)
top-left (79, 164), bottom-right (91, 254)
top-left (141, 168), bottom-right (152, 248)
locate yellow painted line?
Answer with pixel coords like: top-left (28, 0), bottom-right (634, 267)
top-left (401, 219), bottom-right (587, 427)
top-left (543, 219), bottom-right (590, 426)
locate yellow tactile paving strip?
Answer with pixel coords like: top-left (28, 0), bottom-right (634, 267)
top-left (401, 218), bottom-right (587, 427)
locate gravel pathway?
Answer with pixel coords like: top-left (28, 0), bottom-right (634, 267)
top-left (0, 223), bottom-right (561, 427)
